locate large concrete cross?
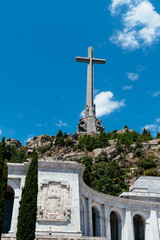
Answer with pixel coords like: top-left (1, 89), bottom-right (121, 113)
top-left (76, 46), bottom-right (106, 108)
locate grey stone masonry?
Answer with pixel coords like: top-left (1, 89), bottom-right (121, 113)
top-left (76, 47), bottom-right (105, 134)
top-left (1, 236), bottom-right (105, 240)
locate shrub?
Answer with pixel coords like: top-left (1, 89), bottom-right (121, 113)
top-left (144, 168), bottom-right (160, 176)
top-left (65, 138), bottom-right (74, 147)
top-left (37, 144), bottom-right (51, 154)
top-left (137, 157), bottom-right (157, 170)
top-left (134, 148), bottom-right (142, 158)
top-left (8, 146), bottom-right (27, 163)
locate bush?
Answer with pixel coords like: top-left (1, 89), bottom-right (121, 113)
top-left (134, 148), bottom-right (142, 158)
top-left (137, 157), bottom-right (157, 170)
top-left (65, 138), bottom-right (74, 147)
top-left (37, 144), bottom-right (51, 154)
top-left (55, 137), bottom-right (65, 147)
top-left (72, 133), bottom-right (78, 140)
top-left (8, 146), bottom-right (27, 163)
top-left (144, 168), bottom-right (160, 176)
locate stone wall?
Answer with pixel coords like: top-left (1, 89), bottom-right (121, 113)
top-left (2, 235), bottom-right (105, 240)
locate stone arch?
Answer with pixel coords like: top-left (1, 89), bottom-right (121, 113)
top-left (92, 206), bottom-right (101, 237)
top-left (3, 185), bottom-right (15, 233)
top-left (133, 213), bottom-right (145, 240)
top-left (110, 211), bottom-right (122, 240)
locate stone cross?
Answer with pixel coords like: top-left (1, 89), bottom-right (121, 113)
top-left (76, 47), bottom-right (106, 113)
top-left (76, 47), bottom-right (105, 133)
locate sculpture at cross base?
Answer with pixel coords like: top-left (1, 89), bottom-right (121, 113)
top-left (76, 46), bottom-right (106, 134)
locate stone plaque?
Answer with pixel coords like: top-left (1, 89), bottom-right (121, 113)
top-left (37, 181), bottom-right (72, 222)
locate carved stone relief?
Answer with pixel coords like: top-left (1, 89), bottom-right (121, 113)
top-left (37, 181), bottom-right (72, 222)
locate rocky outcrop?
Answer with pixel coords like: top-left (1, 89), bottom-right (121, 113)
top-left (149, 139), bottom-right (160, 150)
top-left (63, 151), bottom-right (86, 160)
top-left (5, 138), bottom-right (21, 148)
top-left (26, 134), bottom-right (53, 154)
top-left (117, 128), bottom-right (134, 134)
top-left (27, 134), bottom-right (52, 149)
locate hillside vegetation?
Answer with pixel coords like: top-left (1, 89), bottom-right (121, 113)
top-left (4, 126), bottom-right (160, 196)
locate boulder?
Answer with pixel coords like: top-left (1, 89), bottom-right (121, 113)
top-left (149, 139), bottom-right (160, 150)
top-left (117, 128), bottom-right (134, 134)
top-left (93, 148), bottom-right (103, 158)
top-left (104, 146), bottom-right (118, 160)
top-left (27, 134), bottom-right (51, 149)
top-left (6, 138), bottom-right (21, 148)
top-left (63, 151), bottom-right (86, 160)
top-left (108, 139), bottom-right (117, 147)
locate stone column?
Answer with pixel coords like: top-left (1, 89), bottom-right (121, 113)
top-left (147, 210), bottom-right (160, 240)
top-left (122, 210), bottom-right (134, 240)
top-left (88, 198), bottom-right (93, 236)
top-left (104, 204), bottom-right (111, 240)
top-left (9, 177), bottom-right (25, 234)
top-left (100, 205), bottom-right (105, 237)
top-left (9, 195), bottom-right (20, 234)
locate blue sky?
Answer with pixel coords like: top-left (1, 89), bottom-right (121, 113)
top-left (0, 0), bottom-right (160, 144)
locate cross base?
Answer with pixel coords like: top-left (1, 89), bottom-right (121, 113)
top-left (77, 116), bottom-right (104, 134)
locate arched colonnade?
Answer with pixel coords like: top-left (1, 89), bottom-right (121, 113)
top-left (81, 196), bottom-right (146, 240)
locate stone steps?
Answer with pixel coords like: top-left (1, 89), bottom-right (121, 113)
top-left (2, 235), bottom-right (106, 240)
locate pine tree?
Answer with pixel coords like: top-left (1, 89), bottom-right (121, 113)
top-left (0, 137), bottom-right (8, 238)
top-left (16, 152), bottom-right (38, 240)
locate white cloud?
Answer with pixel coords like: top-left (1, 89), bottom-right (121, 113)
top-left (142, 119), bottom-right (160, 135)
top-left (109, 0), bottom-right (160, 50)
top-left (56, 120), bottom-right (68, 127)
top-left (24, 134), bottom-right (34, 144)
top-left (110, 0), bottom-right (132, 15)
top-left (98, 41), bottom-right (107, 48)
top-left (152, 91), bottom-right (160, 97)
top-left (0, 130), bottom-right (2, 135)
top-left (127, 72), bottom-right (139, 81)
top-left (122, 85), bottom-right (133, 90)
top-left (142, 124), bottom-right (157, 132)
top-left (80, 91), bottom-right (125, 118)
top-left (80, 110), bottom-right (85, 118)
top-left (95, 91), bottom-right (125, 117)
top-left (94, 89), bottom-right (100, 95)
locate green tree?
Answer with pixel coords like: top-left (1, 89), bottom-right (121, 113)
top-left (16, 153), bottom-right (38, 240)
top-left (156, 132), bottom-right (160, 139)
top-left (91, 161), bottom-right (128, 196)
top-left (0, 137), bottom-right (8, 238)
top-left (142, 128), bottom-right (153, 141)
top-left (56, 130), bottom-right (63, 138)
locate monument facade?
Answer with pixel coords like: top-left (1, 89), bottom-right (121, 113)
top-left (2, 160), bottom-right (160, 240)
top-left (76, 47), bottom-right (105, 133)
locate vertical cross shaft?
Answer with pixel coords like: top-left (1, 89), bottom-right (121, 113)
top-left (76, 47), bottom-right (106, 114)
top-left (87, 47), bottom-right (94, 107)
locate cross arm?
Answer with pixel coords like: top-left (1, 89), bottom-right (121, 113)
top-left (75, 57), bottom-right (90, 63)
top-left (92, 58), bottom-right (106, 64)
